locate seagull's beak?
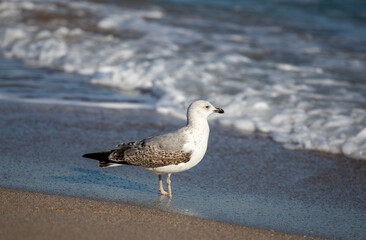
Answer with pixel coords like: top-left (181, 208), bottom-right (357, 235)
top-left (214, 107), bottom-right (224, 114)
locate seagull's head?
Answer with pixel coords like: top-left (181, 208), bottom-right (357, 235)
top-left (187, 100), bottom-right (224, 120)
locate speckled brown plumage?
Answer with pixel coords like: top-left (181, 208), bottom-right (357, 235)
top-left (108, 141), bottom-right (191, 168)
top-left (82, 100), bottom-right (225, 198)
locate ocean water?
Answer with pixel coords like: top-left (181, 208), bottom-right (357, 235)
top-left (0, 0), bottom-right (366, 159)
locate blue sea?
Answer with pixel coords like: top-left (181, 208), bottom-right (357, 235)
top-left (0, 0), bottom-right (366, 159)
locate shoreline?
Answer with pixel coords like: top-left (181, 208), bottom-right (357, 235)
top-left (0, 99), bottom-right (365, 239)
top-left (0, 187), bottom-right (324, 240)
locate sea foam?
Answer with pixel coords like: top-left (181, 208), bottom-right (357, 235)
top-left (0, 0), bottom-right (365, 160)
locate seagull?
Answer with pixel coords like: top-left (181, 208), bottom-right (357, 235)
top-left (82, 100), bottom-right (224, 198)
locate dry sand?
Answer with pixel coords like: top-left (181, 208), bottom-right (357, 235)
top-left (0, 187), bottom-right (325, 240)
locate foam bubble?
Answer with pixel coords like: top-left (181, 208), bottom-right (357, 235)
top-left (2, 28), bottom-right (26, 47)
top-left (276, 63), bottom-right (323, 74)
top-left (98, 17), bottom-right (120, 30)
top-left (342, 142), bottom-right (360, 157)
top-left (253, 102), bottom-right (269, 111)
top-left (233, 118), bottom-right (256, 132)
top-left (356, 128), bottom-right (366, 140)
top-left (142, 10), bottom-right (164, 20)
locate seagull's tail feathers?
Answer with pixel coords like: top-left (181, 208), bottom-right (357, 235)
top-left (82, 150), bottom-right (128, 168)
top-left (82, 150), bottom-right (113, 161)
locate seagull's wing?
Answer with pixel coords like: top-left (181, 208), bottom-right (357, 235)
top-left (110, 130), bottom-right (191, 168)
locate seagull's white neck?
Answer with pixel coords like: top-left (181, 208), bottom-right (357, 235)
top-left (185, 106), bottom-right (211, 137)
top-left (186, 115), bottom-right (210, 134)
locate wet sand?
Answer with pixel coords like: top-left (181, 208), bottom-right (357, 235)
top-left (0, 100), bottom-right (365, 239)
top-left (0, 187), bottom-right (323, 240)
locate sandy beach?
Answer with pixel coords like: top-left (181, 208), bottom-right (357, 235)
top-left (0, 187), bottom-right (325, 240)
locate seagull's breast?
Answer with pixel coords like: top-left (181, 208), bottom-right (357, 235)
top-left (147, 122), bottom-right (210, 175)
top-left (182, 126), bottom-right (209, 164)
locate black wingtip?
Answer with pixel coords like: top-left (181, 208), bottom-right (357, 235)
top-left (82, 153), bottom-right (96, 159)
top-left (82, 151), bottom-right (113, 161)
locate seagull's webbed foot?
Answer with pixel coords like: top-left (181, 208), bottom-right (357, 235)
top-left (160, 189), bottom-right (168, 195)
top-left (159, 175), bottom-right (168, 195)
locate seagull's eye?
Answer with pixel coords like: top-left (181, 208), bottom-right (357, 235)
top-left (205, 106), bottom-right (210, 109)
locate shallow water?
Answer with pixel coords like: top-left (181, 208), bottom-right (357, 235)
top-left (0, 0), bottom-right (365, 159)
top-left (1, 100), bottom-right (366, 240)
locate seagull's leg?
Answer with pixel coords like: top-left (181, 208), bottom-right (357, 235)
top-left (159, 175), bottom-right (168, 195)
top-left (167, 173), bottom-right (172, 198)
